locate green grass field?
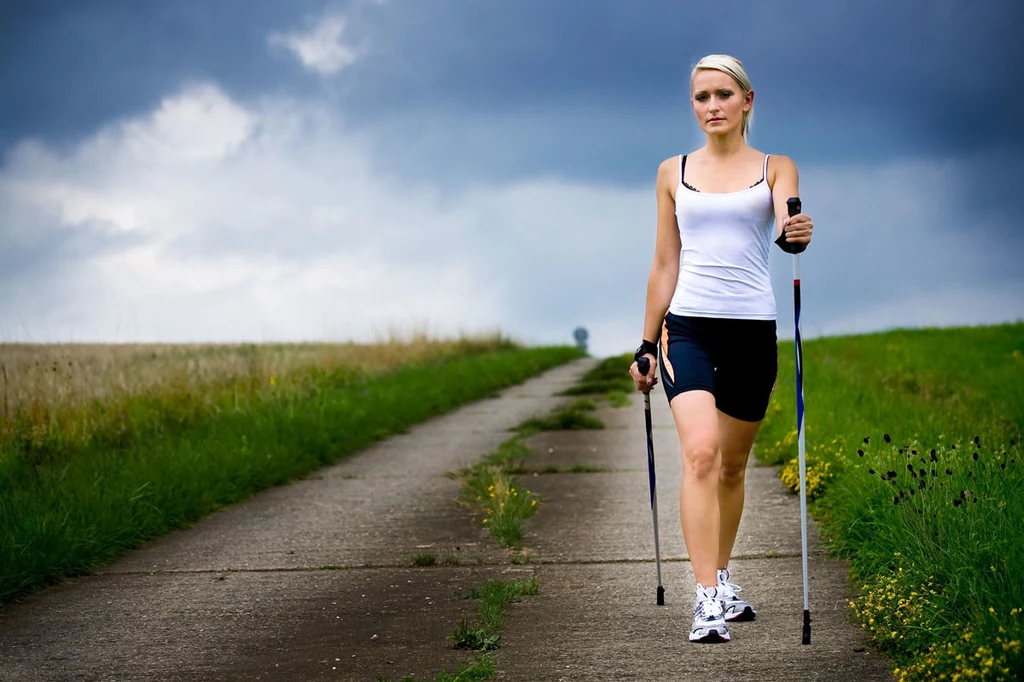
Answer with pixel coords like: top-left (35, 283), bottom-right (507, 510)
top-left (757, 323), bottom-right (1024, 680)
top-left (0, 341), bottom-right (584, 607)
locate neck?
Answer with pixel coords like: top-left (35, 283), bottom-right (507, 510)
top-left (704, 130), bottom-right (746, 158)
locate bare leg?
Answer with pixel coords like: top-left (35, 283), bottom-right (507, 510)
top-left (668, 390), bottom-right (721, 588)
top-left (716, 411), bottom-right (762, 569)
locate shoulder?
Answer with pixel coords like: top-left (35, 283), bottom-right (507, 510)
top-left (657, 154), bottom-right (682, 176)
top-left (766, 154), bottom-right (798, 185)
top-left (765, 153), bottom-right (794, 167)
top-left (656, 155), bottom-right (682, 192)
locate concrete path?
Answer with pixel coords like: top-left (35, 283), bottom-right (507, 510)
top-left (0, 358), bottom-right (892, 681)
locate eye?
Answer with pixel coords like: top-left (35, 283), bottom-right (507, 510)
top-left (695, 93), bottom-right (709, 102)
top-left (718, 90), bottom-right (733, 98)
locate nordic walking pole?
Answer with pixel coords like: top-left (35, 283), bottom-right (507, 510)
top-left (785, 196), bottom-right (812, 645)
top-left (636, 355), bottom-right (665, 606)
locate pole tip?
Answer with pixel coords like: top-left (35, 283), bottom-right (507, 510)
top-left (802, 609), bottom-right (811, 644)
top-left (657, 586), bottom-right (665, 606)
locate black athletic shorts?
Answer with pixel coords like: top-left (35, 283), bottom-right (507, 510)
top-left (658, 313), bottom-right (779, 422)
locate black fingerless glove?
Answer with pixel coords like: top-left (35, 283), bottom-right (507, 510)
top-left (775, 229), bottom-right (807, 254)
top-left (634, 339), bottom-right (658, 363)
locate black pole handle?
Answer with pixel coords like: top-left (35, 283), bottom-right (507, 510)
top-left (776, 196), bottom-right (806, 254)
top-left (637, 356), bottom-right (650, 375)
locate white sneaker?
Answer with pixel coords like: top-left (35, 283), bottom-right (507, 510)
top-left (690, 583), bottom-right (730, 643)
top-left (717, 568), bottom-right (757, 622)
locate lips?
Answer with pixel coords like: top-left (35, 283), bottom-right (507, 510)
top-left (708, 118), bottom-right (724, 123)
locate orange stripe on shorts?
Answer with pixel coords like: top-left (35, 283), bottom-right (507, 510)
top-left (660, 319), bottom-right (675, 383)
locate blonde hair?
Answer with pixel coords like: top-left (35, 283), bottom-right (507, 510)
top-left (690, 54), bottom-right (754, 141)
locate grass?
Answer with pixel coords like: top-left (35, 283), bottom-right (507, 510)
top-left (605, 390), bottom-right (632, 408)
top-left (557, 352), bottom-right (635, 397)
top-left (379, 577), bottom-right (539, 682)
top-left (449, 619), bottom-right (501, 652)
top-left (469, 577), bottom-right (540, 633)
top-left (756, 323), bottom-right (1024, 680)
top-left (515, 398), bottom-right (603, 433)
top-left (410, 552), bottom-right (437, 567)
top-left (451, 445), bottom-right (542, 550)
top-left (0, 342), bottom-right (585, 606)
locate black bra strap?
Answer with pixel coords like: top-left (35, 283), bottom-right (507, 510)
top-left (680, 154), bottom-right (702, 192)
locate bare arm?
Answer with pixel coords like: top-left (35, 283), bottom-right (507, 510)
top-left (769, 154), bottom-right (813, 246)
top-left (643, 157), bottom-right (682, 342)
top-left (630, 158), bottom-right (681, 390)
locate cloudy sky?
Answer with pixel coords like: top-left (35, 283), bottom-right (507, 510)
top-left (2, 0), bottom-right (1022, 356)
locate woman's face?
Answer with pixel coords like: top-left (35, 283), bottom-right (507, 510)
top-left (690, 69), bottom-right (752, 138)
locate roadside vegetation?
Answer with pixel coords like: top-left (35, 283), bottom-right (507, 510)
top-left (1, 334), bottom-right (512, 456)
top-left (0, 335), bottom-right (584, 606)
top-left (757, 323), bottom-right (1024, 680)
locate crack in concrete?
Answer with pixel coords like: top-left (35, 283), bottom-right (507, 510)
top-left (95, 550), bottom-right (826, 577)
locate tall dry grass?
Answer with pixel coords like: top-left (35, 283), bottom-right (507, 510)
top-left (0, 331), bottom-right (514, 454)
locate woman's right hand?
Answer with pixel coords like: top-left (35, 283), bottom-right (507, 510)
top-left (630, 354), bottom-right (658, 392)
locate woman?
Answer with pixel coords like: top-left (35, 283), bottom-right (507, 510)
top-left (629, 54), bottom-right (814, 644)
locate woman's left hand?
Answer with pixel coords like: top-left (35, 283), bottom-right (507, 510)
top-left (784, 213), bottom-right (813, 246)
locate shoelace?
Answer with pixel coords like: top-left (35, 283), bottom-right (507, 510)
top-left (696, 595), bottom-right (724, 621)
top-left (718, 580), bottom-right (742, 599)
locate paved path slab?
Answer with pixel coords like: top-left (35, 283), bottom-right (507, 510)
top-left (496, 559), bottom-right (887, 681)
top-left (2, 565), bottom-right (534, 682)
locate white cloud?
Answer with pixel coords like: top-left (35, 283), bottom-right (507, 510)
top-left (0, 82), bottom-right (642, 347)
top-left (269, 13), bottom-right (358, 75)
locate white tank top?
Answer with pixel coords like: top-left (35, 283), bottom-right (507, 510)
top-left (667, 153), bottom-right (777, 320)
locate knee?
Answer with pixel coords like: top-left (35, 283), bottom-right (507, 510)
top-left (719, 460), bottom-right (746, 488)
top-left (683, 444), bottom-right (719, 482)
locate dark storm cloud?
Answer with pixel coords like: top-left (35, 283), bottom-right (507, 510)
top-left (340, 0), bottom-right (1024, 185)
top-left (0, 0), bottom-right (345, 154)
top-left (5, 0), bottom-right (1022, 180)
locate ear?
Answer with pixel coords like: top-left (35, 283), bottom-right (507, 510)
top-left (744, 89), bottom-right (755, 112)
